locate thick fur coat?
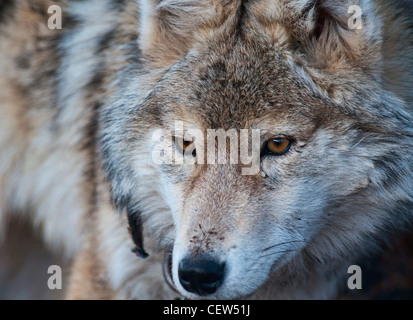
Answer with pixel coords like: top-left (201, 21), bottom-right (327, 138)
top-left (0, 0), bottom-right (413, 299)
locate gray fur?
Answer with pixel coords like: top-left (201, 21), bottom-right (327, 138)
top-left (0, 0), bottom-right (412, 299)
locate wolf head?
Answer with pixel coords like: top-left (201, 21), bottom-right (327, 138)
top-left (100, 0), bottom-right (413, 299)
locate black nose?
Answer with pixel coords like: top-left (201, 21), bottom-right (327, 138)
top-left (178, 256), bottom-right (226, 296)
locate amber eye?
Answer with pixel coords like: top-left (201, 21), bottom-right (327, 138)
top-left (175, 138), bottom-right (196, 157)
top-left (264, 138), bottom-right (292, 156)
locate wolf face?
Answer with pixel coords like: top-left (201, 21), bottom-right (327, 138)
top-left (0, 0), bottom-right (412, 300)
top-left (97, 0), bottom-right (413, 299)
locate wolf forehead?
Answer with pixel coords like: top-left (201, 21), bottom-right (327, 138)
top-left (140, 41), bottom-right (339, 132)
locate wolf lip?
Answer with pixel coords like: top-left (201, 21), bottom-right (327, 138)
top-left (162, 246), bottom-right (178, 294)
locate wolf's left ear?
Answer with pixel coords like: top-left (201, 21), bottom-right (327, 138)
top-left (137, 0), bottom-right (239, 66)
top-left (248, 0), bottom-right (383, 81)
top-left (298, 0), bottom-right (383, 80)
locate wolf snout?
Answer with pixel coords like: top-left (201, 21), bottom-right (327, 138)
top-left (178, 256), bottom-right (226, 296)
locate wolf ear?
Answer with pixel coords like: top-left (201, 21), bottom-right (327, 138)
top-left (137, 0), bottom-right (209, 65)
top-left (137, 0), bottom-right (238, 66)
top-left (299, 0), bottom-right (383, 80)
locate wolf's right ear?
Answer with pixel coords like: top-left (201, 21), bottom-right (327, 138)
top-left (137, 0), bottom-right (239, 66)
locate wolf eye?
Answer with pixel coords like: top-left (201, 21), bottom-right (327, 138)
top-left (263, 138), bottom-right (292, 156)
top-left (175, 138), bottom-right (196, 157)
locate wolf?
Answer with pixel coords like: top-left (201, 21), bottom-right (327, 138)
top-left (0, 0), bottom-right (412, 300)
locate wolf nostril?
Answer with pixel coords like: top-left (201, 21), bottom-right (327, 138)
top-left (178, 256), bottom-right (225, 296)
